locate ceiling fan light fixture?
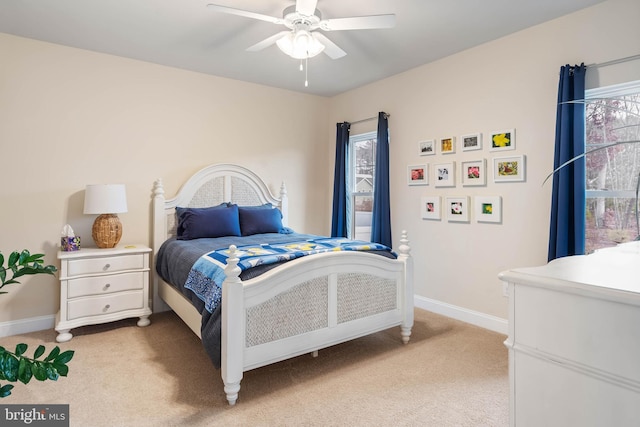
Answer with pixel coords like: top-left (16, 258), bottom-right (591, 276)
top-left (276, 30), bottom-right (324, 59)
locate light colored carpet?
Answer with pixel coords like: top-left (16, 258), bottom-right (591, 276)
top-left (2, 309), bottom-right (508, 426)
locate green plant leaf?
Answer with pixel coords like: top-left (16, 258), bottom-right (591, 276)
top-left (2, 354), bottom-right (19, 382)
top-left (33, 345), bottom-right (46, 360)
top-left (0, 253), bottom-right (4, 267)
top-left (18, 250), bottom-right (30, 265)
top-left (18, 358), bottom-right (33, 384)
top-left (7, 251), bottom-right (19, 267)
top-left (14, 344), bottom-right (27, 357)
top-left (32, 361), bottom-right (47, 381)
top-left (52, 362), bottom-right (68, 377)
top-left (0, 383), bottom-right (14, 398)
top-left (44, 346), bottom-right (60, 362)
top-left (45, 365), bottom-right (59, 381)
top-left (54, 350), bottom-right (74, 365)
top-left (43, 265), bottom-right (57, 274)
top-left (25, 253), bottom-right (44, 263)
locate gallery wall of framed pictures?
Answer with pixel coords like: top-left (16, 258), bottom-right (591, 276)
top-left (412, 127), bottom-right (524, 224)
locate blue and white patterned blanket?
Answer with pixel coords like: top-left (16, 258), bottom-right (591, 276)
top-left (184, 237), bottom-right (392, 313)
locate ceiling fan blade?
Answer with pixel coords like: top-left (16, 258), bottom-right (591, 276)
top-left (296, 0), bottom-right (318, 16)
top-left (313, 33), bottom-right (346, 59)
top-left (320, 14), bottom-right (396, 31)
top-left (207, 4), bottom-right (283, 24)
top-left (246, 31), bottom-right (290, 52)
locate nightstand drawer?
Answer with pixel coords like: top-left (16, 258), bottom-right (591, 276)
top-left (67, 254), bottom-right (145, 277)
top-left (67, 291), bottom-right (144, 320)
top-left (67, 272), bottom-right (144, 298)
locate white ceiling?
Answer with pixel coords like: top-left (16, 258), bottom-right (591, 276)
top-left (0, 0), bottom-right (604, 97)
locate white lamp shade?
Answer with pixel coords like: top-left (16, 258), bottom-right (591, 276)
top-left (83, 184), bottom-right (128, 214)
top-left (276, 31), bottom-right (325, 59)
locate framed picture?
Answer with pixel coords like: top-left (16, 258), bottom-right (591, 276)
top-left (445, 196), bottom-right (470, 222)
top-left (461, 133), bottom-right (482, 152)
top-left (461, 159), bottom-right (487, 186)
top-left (434, 162), bottom-right (455, 187)
top-left (439, 137), bottom-right (456, 154)
top-left (493, 155), bottom-right (526, 182)
top-left (475, 196), bottom-right (502, 223)
top-left (419, 140), bottom-right (436, 156)
top-left (490, 129), bottom-right (516, 151)
top-left (420, 196), bottom-right (441, 220)
top-left (408, 164), bottom-right (428, 185)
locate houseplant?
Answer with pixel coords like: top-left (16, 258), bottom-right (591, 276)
top-left (0, 250), bottom-right (74, 398)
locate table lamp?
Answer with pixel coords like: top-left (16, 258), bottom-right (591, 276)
top-left (83, 184), bottom-right (128, 248)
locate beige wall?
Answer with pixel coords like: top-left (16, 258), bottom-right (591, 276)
top-left (328, 0), bottom-right (640, 320)
top-left (0, 33), bottom-right (329, 323)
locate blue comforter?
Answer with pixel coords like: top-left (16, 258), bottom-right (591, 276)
top-left (185, 237), bottom-right (392, 314)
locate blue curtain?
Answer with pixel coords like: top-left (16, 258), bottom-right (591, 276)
top-left (331, 122), bottom-right (350, 237)
top-left (548, 64), bottom-right (586, 261)
top-left (371, 112), bottom-right (392, 247)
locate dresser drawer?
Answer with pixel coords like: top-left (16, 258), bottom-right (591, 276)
top-left (67, 272), bottom-right (144, 298)
top-left (67, 254), bottom-right (145, 277)
top-left (67, 291), bottom-right (144, 320)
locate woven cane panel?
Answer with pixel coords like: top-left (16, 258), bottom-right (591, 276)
top-left (189, 177), bottom-right (225, 207)
top-left (337, 274), bottom-right (398, 323)
top-left (165, 177), bottom-right (225, 239)
top-left (167, 214), bottom-right (178, 239)
top-left (245, 277), bottom-right (328, 347)
top-left (230, 176), bottom-right (262, 206)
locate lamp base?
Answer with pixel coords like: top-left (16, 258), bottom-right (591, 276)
top-left (92, 214), bottom-right (123, 249)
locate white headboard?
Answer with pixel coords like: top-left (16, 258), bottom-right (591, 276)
top-left (152, 163), bottom-right (288, 254)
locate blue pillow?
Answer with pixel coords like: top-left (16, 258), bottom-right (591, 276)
top-left (176, 203), bottom-right (241, 240)
top-left (238, 205), bottom-right (284, 236)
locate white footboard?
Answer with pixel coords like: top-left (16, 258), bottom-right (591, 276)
top-left (221, 233), bottom-right (413, 405)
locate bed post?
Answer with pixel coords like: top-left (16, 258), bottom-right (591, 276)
top-left (279, 181), bottom-right (289, 227)
top-left (397, 230), bottom-right (414, 344)
top-left (221, 245), bottom-right (243, 406)
top-left (152, 179), bottom-right (170, 313)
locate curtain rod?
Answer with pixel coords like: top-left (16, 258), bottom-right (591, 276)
top-left (350, 113), bottom-right (390, 125)
top-left (587, 53), bottom-right (640, 69)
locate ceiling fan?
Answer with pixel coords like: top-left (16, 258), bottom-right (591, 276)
top-left (206, 0), bottom-right (396, 61)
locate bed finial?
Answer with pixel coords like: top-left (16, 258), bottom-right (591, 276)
top-left (153, 178), bottom-right (165, 197)
top-left (224, 245), bottom-right (241, 281)
top-left (398, 230), bottom-right (411, 256)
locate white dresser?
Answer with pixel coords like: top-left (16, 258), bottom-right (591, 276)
top-left (498, 241), bottom-right (640, 427)
top-left (55, 245), bottom-right (152, 342)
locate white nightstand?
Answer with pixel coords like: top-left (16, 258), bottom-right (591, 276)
top-left (55, 245), bottom-right (152, 342)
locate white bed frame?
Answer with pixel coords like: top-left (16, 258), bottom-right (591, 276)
top-left (152, 163), bottom-right (413, 405)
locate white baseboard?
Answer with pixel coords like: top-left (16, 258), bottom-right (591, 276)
top-left (414, 295), bottom-right (508, 335)
top-left (0, 296), bottom-right (509, 338)
top-left (0, 315), bottom-right (55, 338)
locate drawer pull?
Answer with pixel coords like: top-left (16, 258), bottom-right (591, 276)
top-left (103, 304), bottom-right (111, 312)
top-left (103, 263), bottom-right (111, 271)
top-left (103, 283), bottom-right (111, 291)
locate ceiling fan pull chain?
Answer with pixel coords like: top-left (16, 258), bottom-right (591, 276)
top-left (305, 57), bottom-right (309, 87)
top-left (300, 59), bottom-right (304, 71)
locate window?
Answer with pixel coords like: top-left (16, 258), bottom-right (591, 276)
top-left (585, 80), bottom-right (640, 253)
top-left (348, 131), bottom-right (377, 240)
